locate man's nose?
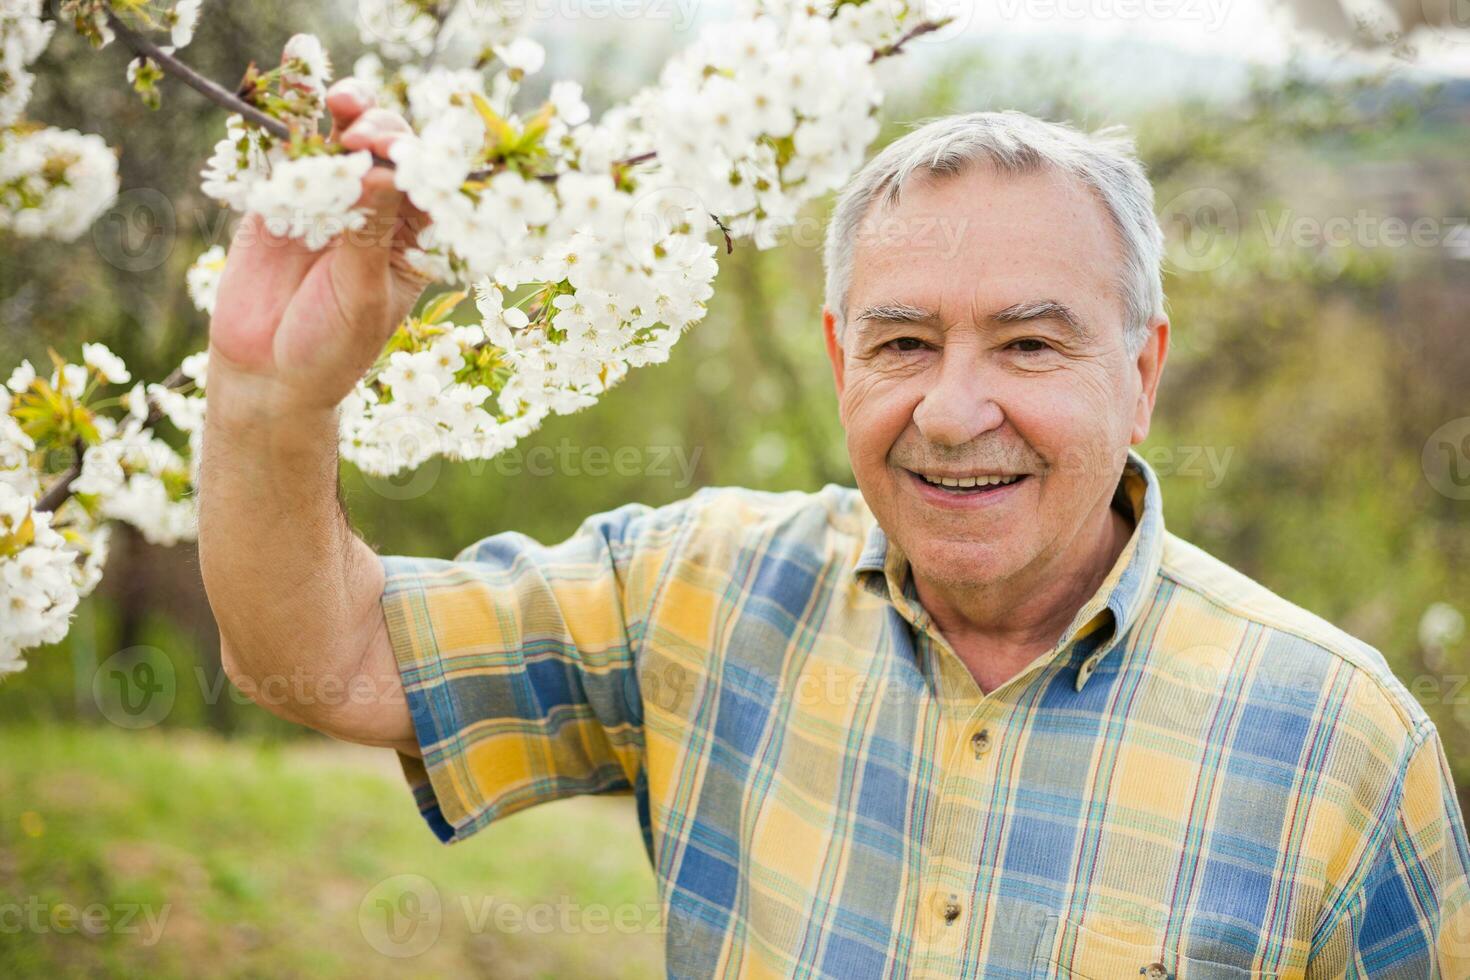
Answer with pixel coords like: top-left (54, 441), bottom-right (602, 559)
top-left (911, 346), bottom-right (1004, 447)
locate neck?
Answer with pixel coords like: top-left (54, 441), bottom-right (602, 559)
top-left (914, 492), bottom-right (1135, 662)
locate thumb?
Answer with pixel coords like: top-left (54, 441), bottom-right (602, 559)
top-left (330, 111), bottom-right (414, 335)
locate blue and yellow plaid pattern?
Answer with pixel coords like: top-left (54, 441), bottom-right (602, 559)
top-left (379, 449), bottom-right (1470, 978)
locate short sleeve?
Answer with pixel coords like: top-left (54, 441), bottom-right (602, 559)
top-left (378, 497), bottom-right (692, 844)
top-left (1308, 722), bottom-right (1470, 977)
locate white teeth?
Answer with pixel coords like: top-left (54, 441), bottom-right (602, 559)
top-left (921, 473), bottom-right (1022, 488)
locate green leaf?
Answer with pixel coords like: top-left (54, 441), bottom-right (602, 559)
top-left (421, 290), bottom-right (467, 326)
top-left (470, 93), bottom-right (517, 153)
top-left (0, 510), bottom-right (35, 558)
top-left (517, 103), bottom-right (556, 149)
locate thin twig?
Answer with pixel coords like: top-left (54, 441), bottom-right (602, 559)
top-left (870, 18), bottom-right (950, 62)
top-left (712, 214), bottom-right (734, 254)
top-left (34, 441), bottom-right (85, 514)
top-left (34, 366), bottom-right (190, 515)
top-left (105, 10), bottom-right (402, 168)
top-left (106, 11), bottom-right (288, 140)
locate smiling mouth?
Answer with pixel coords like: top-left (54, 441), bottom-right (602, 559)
top-left (905, 469), bottom-right (1031, 495)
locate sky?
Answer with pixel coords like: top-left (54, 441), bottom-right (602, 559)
top-left (652, 0), bottom-right (1470, 83)
top-left (871, 0), bottom-right (1470, 109)
top-left (945, 0), bottom-right (1470, 75)
top-left (509, 0), bottom-right (1470, 112)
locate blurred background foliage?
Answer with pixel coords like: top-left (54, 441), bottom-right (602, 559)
top-left (2, 2), bottom-right (1469, 976)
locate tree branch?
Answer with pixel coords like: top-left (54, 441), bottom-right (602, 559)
top-left (104, 8), bottom-right (652, 180)
top-left (105, 7), bottom-right (944, 186)
top-left (105, 11), bottom-right (289, 141)
top-left (34, 442), bottom-right (85, 515)
top-left (870, 18), bottom-right (951, 62)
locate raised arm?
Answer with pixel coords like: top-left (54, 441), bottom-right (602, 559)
top-left (197, 81), bottom-right (428, 754)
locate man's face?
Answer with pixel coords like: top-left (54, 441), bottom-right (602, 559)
top-left (824, 164), bottom-right (1166, 594)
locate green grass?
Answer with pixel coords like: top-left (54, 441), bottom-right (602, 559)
top-left (0, 725), bottom-right (664, 979)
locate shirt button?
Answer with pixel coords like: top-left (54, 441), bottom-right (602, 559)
top-left (970, 728), bottom-right (991, 758)
top-left (1140, 963), bottom-right (1170, 980)
top-left (1074, 655), bottom-right (1100, 692)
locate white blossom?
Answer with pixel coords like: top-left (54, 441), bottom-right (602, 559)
top-left (50, 362), bottom-right (86, 399)
top-left (82, 343), bottom-right (131, 385)
top-left (492, 37), bottom-right (544, 75)
top-left (282, 34), bottom-right (332, 97)
top-left (186, 245), bottom-right (227, 315)
top-left (169, 0), bottom-right (201, 50)
top-left (199, 114), bottom-right (274, 212)
top-left (0, 127), bottom-right (119, 240)
top-left (0, 482), bottom-right (80, 672)
top-left (180, 351), bottom-right (209, 389)
top-left (356, 0), bottom-right (439, 61)
top-left (6, 360), bottom-right (35, 393)
top-left (244, 151), bottom-right (374, 251)
top-left (0, 0), bottom-right (54, 126)
top-left (549, 80), bottom-right (589, 127)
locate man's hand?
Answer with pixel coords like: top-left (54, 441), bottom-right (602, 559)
top-left (197, 80), bottom-right (429, 755)
top-left (207, 79), bottom-right (433, 417)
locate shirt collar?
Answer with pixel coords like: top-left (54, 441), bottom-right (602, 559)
top-left (853, 447), bottom-right (1166, 692)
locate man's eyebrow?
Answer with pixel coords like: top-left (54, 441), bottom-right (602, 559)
top-left (851, 299), bottom-right (1094, 342)
top-left (991, 300), bottom-right (1091, 340)
top-left (852, 302), bottom-right (939, 325)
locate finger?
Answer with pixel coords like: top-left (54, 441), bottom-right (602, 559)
top-left (326, 79), bottom-right (374, 143)
top-left (340, 111), bottom-right (415, 224)
top-left (392, 198), bottom-right (432, 251)
top-left (336, 108), bottom-right (431, 315)
top-left (341, 109), bottom-right (417, 229)
top-left (329, 127), bottom-right (417, 335)
top-left (209, 213), bottom-right (319, 371)
top-left (339, 107), bottom-right (413, 159)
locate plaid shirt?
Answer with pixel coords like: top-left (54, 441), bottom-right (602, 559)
top-left (380, 449), bottom-right (1470, 978)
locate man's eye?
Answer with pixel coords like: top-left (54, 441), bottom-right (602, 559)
top-left (1009, 338), bottom-right (1051, 354)
top-left (885, 337), bottom-right (927, 352)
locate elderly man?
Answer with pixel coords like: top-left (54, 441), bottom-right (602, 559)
top-left (200, 82), bottom-right (1470, 978)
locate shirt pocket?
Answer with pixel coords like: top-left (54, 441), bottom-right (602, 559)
top-left (1030, 913), bottom-right (1279, 980)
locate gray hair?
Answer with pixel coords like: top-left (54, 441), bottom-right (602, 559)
top-left (822, 110), bottom-right (1165, 357)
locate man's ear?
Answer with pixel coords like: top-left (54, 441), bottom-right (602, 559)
top-left (1130, 317), bottom-right (1169, 445)
top-left (823, 306), bottom-right (846, 399)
